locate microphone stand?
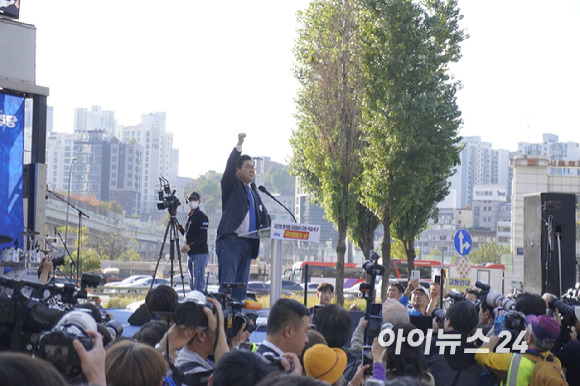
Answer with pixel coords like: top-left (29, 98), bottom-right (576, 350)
top-left (47, 189), bottom-right (89, 284)
top-left (257, 185), bottom-right (297, 222)
top-left (56, 231), bottom-right (78, 276)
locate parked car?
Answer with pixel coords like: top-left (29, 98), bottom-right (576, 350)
top-left (104, 275), bottom-right (150, 288)
top-left (171, 273), bottom-right (219, 287)
top-left (265, 280), bottom-right (304, 293)
top-left (305, 282), bottom-right (320, 292)
top-left (246, 281), bottom-right (270, 295)
top-left (119, 277), bottom-right (171, 293)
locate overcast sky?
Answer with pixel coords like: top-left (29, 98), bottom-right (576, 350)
top-left (21, 0), bottom-right (580, 179)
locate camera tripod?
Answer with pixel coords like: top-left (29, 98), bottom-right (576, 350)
top-left (150, 209), bottom-right (187, 294)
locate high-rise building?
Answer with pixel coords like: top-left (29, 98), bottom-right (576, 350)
top-left (118, 112), bottom-right (175, 218)
top-left (444, 137), bottom-right (511, 209)
top-left (295, 177), bottom-right (339, 261)
top-left (518, 133), bottom-right (580, 161)
top-left (74, 105), bottom-right (116, 138)
top-left (46, 106), bottom-right (54, 133)
top-left (46, 132), bottom-right (75, 191)
top-left (108, 141), bottom-right (143, 215)
top-left (141, 111), bottom-right (166, 130)
top-left (472, 184), bottom-right (507, 230)
top-left (72, 130), bottom-right (109, 200)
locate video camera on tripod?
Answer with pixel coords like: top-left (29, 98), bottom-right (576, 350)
top-left (156, 177), bottom-right (181, 214)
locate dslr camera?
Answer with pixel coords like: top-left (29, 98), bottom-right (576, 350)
top-left (262, 352), bottom-right (294, 373)
top-left (432, 307), bottom-right (447, 328)
top-left (38, 310), bottom-right (95, 368)
top-left (37, 254), bottom-right (66, 277)
top-left (174, 300), bottom-right (216, 329)
top-left (229, 313), bottom-right (257, 335)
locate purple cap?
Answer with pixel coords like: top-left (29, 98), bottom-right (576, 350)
top-left (527, 314), bottom-right (560, 342)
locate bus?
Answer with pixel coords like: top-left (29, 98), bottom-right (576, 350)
top-left (389, 259), bottom-right (442, 280)
top-left (390, 259), bottom-right (505, 293)
top-left (285, 261), bottom-right (367, 290)
top-left (285, 259), bottom-right (505, 293)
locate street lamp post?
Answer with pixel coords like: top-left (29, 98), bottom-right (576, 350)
top-left (64, 157), bottom-right (77, 248)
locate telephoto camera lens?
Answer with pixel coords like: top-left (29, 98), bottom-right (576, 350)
top-left (105, 320), bottom-right (123, 340)
top-left (52, 255), bottom-right (66, 267)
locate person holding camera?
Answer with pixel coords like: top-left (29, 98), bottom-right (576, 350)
top-left (426, 300), bottom-right (482, 386)
top-left (542, 292), bottom-right (580, 384)
top-left (172, 297), bottom-right (229, 385)
top-left (38, 257), bottom-right (54, 284)
top-left (474, 314), bottom-right (566, 385)
top-left (179, 191), bottom-right (209, 292)
top-left (216, 133), bottom-right (270, 301)
top-left (399, 278), bottom-right (440, 317)
top-left (226, 313), bottom-right (256, 351)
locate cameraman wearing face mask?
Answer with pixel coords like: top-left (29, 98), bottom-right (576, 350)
top-left (180, 191), bottom-right (209, 292)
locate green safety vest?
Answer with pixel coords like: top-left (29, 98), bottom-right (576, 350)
top-left (505, 353), bottom-right (535, 386)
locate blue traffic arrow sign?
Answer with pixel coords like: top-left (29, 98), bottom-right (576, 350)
top-left (454, 230), bottom-right (472, 255)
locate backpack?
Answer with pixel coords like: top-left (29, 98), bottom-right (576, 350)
top-left (519, 352), bottom-right (568, 386)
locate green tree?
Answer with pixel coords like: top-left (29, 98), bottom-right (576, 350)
top-left (192, 171), bottom-right (222, 214)
top-left (464, 242), bottom-right (508, 265)
top-left (291, 0), bottom-right (365, 305)
top-left (87, 229), bottom-right (142, 261)
top-left (72, 248), bottom-right (101, 274)
top-left (390, 239), bottom-right (419, 261)
top-left (359, 0), bottom-right (465, 299)
top-left (347, 202), bottom-right (380, 260)
top-left (56, 225), bottom-right (101, 276)
top-left (100, 200), bottom-right (123, 215)
top-left (262, 165), bottom-right (295, 196)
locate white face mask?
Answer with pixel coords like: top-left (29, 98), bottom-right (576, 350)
top-left (188, 201), bottom-right (199, 210)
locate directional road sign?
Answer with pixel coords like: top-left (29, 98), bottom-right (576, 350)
top-left (454, 229), bottom-right (472, 256)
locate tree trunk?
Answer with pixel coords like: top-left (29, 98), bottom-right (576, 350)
top-left (380, 210), bottom-right (392, 303)
top-left (357, 204), bottom-right (379, 259)
top-left (336, 217), bottom-right (347, 306)
top-left (405, 239), bottom-right (417, 278)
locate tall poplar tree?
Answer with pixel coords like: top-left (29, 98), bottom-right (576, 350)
top-left (290, 0), bottom-right (365, 305)
top-left (359, 0), bottom-right (465, 298)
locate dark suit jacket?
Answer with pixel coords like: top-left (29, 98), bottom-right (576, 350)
top-left (255, 342), bottom-right (279, 357)
top-left (217, 148), bottom-right (269, 259)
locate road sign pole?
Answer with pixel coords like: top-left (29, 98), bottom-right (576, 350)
top-left (270, 238), bottom-right (282, 307)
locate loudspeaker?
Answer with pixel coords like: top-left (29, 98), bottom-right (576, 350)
top-left (523, 193), bottom-right (576, 297)
top-left (22, 163), bottom-right (47, 249)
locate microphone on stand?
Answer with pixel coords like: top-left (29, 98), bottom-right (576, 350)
top-left (258, 185), bottom-right (297, 223)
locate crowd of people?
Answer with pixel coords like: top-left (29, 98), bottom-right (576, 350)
top-left (2, 278), bottom-right (579, 386)
top-left (2, 134), bottom-right (576, 385)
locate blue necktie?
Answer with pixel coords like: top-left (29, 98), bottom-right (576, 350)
top-left (246, 185), bottom-right (256, 232)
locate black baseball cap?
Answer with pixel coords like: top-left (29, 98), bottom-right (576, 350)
top-left (187, 191), bottom-right (201, 201)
